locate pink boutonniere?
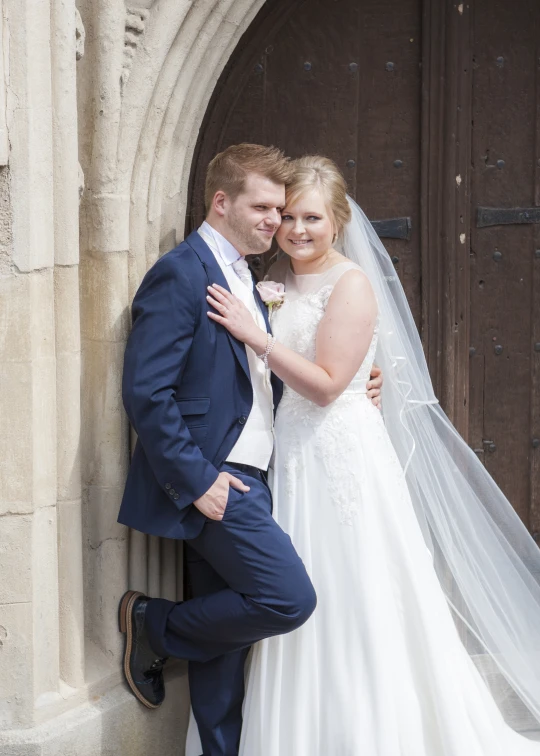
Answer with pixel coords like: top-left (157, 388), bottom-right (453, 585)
top-left (256, 280), bottom-right (285, 316)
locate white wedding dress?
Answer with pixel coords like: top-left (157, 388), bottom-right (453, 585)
top-left (235, 259), bottom-right (540, 756)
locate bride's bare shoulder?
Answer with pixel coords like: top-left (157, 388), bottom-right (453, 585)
top-left (266, 255), bottom-right (289, 284)
top-left (328, 266), bottom-right (377, 316)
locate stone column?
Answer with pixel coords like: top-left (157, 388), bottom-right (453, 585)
top-left (0, 0), bottom-right (60, 728)
top-left (51, 0), bottom-right (85, 691)
top-left (78, 0), bottom-right (131, 668)
top-left (128, 529), bottom-right (148, 594)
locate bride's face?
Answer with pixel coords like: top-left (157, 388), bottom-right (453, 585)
top-left (276, 188), bottom-right (336, 264)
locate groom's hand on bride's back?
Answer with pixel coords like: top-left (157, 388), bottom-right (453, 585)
top-left (367, 365), bottom-right (383, 410)
top-left (193, 472), bottom-right (250, 521)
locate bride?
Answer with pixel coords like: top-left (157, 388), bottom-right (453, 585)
top-left (192, 155), bottom-right (540, 755)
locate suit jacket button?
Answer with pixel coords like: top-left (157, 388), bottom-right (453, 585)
top-left (239, 416), bottom-right (247, 425)
top-left (170, 489), bottom-right (176, 495)
top-left (173, 494), bottom-right (180, 500)
top-left (165, 483), bottom-right (171, 490)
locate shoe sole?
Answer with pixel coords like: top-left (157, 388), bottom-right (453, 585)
top-left (118, 590), bottom-right (160, 710)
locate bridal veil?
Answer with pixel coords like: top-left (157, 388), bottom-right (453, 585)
top-left (339, 196), bottom-right (540, 730)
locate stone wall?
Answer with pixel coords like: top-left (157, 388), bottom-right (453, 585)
top-left (0, 1), bottom-right (265, 753)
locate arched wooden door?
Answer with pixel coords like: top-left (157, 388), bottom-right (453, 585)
top-left (187, 0), bottom-right (540, 539)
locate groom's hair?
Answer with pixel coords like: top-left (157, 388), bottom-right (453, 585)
top-left (205, 143), bottom-right (291, 212)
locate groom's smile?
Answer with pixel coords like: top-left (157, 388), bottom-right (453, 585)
top-left (257, 226), bottom-right (277, 238)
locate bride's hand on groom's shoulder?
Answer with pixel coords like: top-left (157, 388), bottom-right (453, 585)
top-left (193, 472), bottom-right (250, 521)
top-left (206, 284), bottom-right (267, 353)
top-left (367, 365), bottom-right (383, 410)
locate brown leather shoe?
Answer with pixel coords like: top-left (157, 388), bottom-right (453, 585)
top-left (118, 590), bottom-right (167, 709)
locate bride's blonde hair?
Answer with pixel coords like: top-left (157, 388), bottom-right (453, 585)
top-left (286, 155), bottom-right (352, 239)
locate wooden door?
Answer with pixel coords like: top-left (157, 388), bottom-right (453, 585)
top-left (187, 0), bottom-right (540, 538)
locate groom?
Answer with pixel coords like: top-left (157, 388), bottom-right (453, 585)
top-left (117, 143), bottom-right (382, 755)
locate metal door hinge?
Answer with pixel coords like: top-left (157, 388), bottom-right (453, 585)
top-left (477, 207), bottom-right (540, 228)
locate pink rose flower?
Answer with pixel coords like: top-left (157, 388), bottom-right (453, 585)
top-left (256, 280), bottom-right (285, 308)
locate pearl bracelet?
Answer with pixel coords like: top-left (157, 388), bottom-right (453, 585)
top-left (257, 334), bottom-right (277, 370)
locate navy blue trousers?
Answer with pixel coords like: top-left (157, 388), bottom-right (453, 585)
top-left (145, 464), bottom-right (317, 756)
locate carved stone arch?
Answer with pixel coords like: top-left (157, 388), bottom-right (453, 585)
top-left (154, 0), bottom-right (306, 259)
top-left (116, 0), bottom-right (269, 296)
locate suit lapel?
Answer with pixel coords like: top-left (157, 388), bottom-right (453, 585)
top-left (252, 275), bottom-right (272, 334)
top-left (186, 231), bottom-right (251, 382)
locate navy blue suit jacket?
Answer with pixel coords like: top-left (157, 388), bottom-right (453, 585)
top-left (117, 231), bottom-right (283, 540)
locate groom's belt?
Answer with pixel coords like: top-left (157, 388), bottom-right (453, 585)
top-left (222, 461), bottom-right (268, 481)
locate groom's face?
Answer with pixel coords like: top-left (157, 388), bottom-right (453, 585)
top-left (224, 173), bottom-right (285, 256)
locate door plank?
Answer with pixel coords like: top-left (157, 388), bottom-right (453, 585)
top-left (357, 0), bottom-right (422, 325)
top-left (470, 0), bottom-right (538, 524)
top-left (420, 0), bottom-right (473, 435)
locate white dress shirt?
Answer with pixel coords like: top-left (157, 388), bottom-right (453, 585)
top-left (198, 221), bottom-right (274, 470)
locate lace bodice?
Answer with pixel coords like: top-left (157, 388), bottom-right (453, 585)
top-left (268, 257), bottom-right (381, 526)
top-left (270, 257), bottom-right (379, 404)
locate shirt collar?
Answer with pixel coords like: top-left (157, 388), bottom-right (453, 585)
top-left (198, 221), bottom-right (241, 267)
